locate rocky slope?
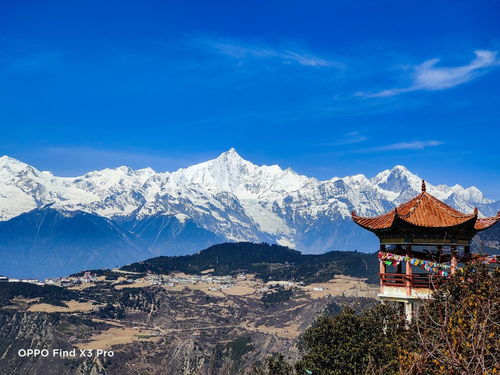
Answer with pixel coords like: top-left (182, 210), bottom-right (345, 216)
top-left (0, 273), bottom-right (360, 375)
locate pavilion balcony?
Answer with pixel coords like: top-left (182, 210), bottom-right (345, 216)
top-left (380, 272), bottom-right (444, 290)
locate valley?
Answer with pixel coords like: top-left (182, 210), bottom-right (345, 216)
top-left (0, 251), bottom-right (378, 375)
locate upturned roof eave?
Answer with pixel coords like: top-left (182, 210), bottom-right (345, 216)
top-left (351, 211), bottom-right (396, 232)
top-left (474, 217), bottom-right (500, 231)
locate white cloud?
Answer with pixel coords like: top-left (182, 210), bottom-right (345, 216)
top-left (201, 37), bottom-right (341, 67)
top-left (328, 131), bottom-right (368, 145)
top-left (361, 50), bottom-right (499, 97)
top-left (356, 140), bottom-right (443, 152)
top-left (375, 140), bottom-right (443, 150)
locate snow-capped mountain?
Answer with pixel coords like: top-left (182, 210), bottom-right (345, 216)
top-left (1, 148), bottom-right (498, 278)
top-left (0, 149), bottom-right (500, 272)
top-left (0, 149), bottom-right (498, 252)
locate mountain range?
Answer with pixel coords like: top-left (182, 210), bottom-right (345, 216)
top-left (0, 149), bottom-right (498, 278)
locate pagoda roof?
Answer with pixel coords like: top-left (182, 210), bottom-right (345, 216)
top-left (352, 180), bottom-right (500, 232)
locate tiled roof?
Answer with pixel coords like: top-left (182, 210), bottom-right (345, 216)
top-left (351, 181), bottom-right (500, 232)
top-left (351, 209), bottom-right (397, 230)
top-left (475, 216), bottom-right (500, 231)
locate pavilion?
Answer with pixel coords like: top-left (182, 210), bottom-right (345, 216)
top-left (351, 180), bottom-right (499, 321)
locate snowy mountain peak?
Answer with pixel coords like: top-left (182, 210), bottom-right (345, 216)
top-left (392, 164), bottom-right (410, 172)
top-left (0, 155), bottom-right (33, 171)
top-left (212, 148), bottom-right (252, 170)
top-left (371, 165), bottom-right (420, 193)
top-left (137, 167), bottom-right (156, 174)
top-left (0, 155), bottom-right (19, 163)
top-left (115, 166), bottom-right (133, 173)
top-left (0, 154), bottom-right (498, 253)
top-left (210, 147), bottom-right (250, 167)
top-left (223, 147), bottom-right (239, 156)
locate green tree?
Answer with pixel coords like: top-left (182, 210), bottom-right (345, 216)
top-left (401, 264), bottom-right (499, 375)
top-left (295, 304), bottom-right (405, 375)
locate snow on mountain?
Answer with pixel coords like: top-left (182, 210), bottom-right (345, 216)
top-left (0, 150), bottom-right (497, 253)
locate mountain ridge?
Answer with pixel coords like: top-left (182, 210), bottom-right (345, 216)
top-left (0, 149), bottom-right (498, 274)
top-left (119, 242), bottom-right (380, 284)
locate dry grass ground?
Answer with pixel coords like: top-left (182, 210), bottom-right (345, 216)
top-left (1, 297), bottom-right (39, 310)
top-left (28, 300), bottom-right (99, 313)
top-left (114, 280), bottom-right (151, 290)
top-left (112, 268), bottom-right (143, 275)
top-left (243, 319), bottom-right (301, 339)
top-left (68, 283), bottom-right (96, 290)
top-left (200, 268), bottom-right (215, 274)
top-left (222, 285), bottom-right (256, 296)
top-left (76, 326), bottom-right (160, 350)
top-left (111, 273), bottom-right (378, 300)
top-left (171, 283), bottom-right (225, 297)
top-left (304, 275), bottom-right (378, 299)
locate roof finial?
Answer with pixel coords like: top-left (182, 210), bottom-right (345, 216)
top-left (421, 180), bottom-right (426, 192)
top-left (474, 207), bottom-right (478, 215)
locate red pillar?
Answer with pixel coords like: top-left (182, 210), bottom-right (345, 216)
top-left (379, 244), bottom-right (386, 294)
top-left (405, 245), bottom-right (412, 296)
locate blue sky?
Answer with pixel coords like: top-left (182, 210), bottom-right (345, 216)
top-left (1, 1), bottom-right (500, 198)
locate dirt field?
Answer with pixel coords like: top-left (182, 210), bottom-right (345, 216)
top-left (77, 326), bottom-right (160, 350)
top-left (112, 268), bottom-right (143, 275)
top-left (304, 275), bottom-right (378, 299)
top-left (223, 285), bottom-right (256, 296)
top-left (244, 320), bottom-right (301, 339)
top-left (28, 300), bottom-right (99, 313)
top-left (200, 268), bottom-right (215, 274)
top-left (114, 280), bottom-right (151, 289)
top-left (110, 273), bottom-right (378, 300)
top-left (68, 283), bottom-right (97, 290)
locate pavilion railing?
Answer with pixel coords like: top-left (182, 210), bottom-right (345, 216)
top-left (380, 273), bottom-right (444, 289)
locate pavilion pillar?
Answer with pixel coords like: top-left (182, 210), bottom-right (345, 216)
top-left (405, 245), bottom-right (412, 296)
top-left (379, 244), bottom-right (386, 294)
top-left (450, 245), bottom-right (458, 275)
top-left (437, 245), bottom-right (443, 263)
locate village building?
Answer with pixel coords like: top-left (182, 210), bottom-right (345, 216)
top-left (352, 180), bottom-right (499, 321)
